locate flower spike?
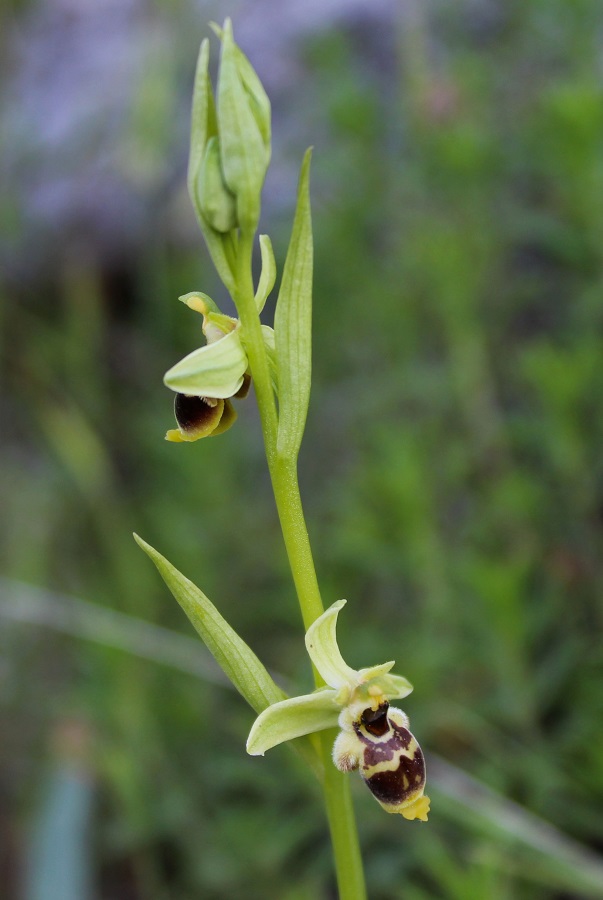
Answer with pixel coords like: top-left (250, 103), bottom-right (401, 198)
top-left (247, 601), bottom-right (430, 821)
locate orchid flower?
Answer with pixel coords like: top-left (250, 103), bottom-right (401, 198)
top-left (163, 290), bottom-right (274, 441)
top-left (247, 600), bottom-right (430, 822)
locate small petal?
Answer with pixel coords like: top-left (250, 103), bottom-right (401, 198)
top-left (255, 234), bottom-right (276, 312)
top-left (164, 329), bottom-right (247, 398)
top-left (357, 661), bottom-right (396, 683)
top-left (372, 673), bottom-right (414, 702)
top-left (247, 688), bottom-right (339, 756)
top-left (305, 600), bottom-right (358, 690)
top-left (178, 292), bottom-right (237, 342)
top-left (351, 668), bottom-right (413, 710)
top-left (179, 291), bottom-right (219, 315)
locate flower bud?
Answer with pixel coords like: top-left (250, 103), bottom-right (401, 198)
top-left (216, 19), bottom-right (271, 231)
top-left (196, 136), bottom-right (238, 233)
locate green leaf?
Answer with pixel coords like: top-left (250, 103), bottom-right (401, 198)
top-left (187, 38), bottom-right (236, 294)
top-left (247, 688), bottom-right (340, 756)
top-left (305, 600), bottom-right (358, 690)
top-left (134, 535), bottom-right (286, 713)
top-left (255, 234), bottom-right (276, 312)
top-left (274, 149), bottom-right (313, 460)
top-left (217, 19), bottom-right (269, 230)
top-left (164, 329), bottom-right (247, 398)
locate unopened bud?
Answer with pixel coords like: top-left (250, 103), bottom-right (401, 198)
top-left (196, 136), bottom-right (238, 233)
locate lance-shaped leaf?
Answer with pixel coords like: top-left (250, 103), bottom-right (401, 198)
top-left (274, 149), bottom-right (313, 460)
top-left (217, 19), bottom-right (269, 230)
top-left (255, 234), bottom-right (276, 312)
top-left (164, 329), bottom-right (247, 398)
top-left (134, 535), bottom-right (285, 713)
top-left (247, 688), bottom-right (340, 756)
top-left (187, 38), bottom-right (236, 293)
top-left (136, 537), bottom-right (323, 779)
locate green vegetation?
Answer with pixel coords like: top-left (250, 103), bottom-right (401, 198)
top-left (1, 2), bottom-right (603, 897)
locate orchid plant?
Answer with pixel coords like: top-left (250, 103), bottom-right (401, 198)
top-left (135, 20), bottom-right (428, 899)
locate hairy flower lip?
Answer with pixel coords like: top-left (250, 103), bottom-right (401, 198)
top-left (165, 393), bottom-right (238, 442)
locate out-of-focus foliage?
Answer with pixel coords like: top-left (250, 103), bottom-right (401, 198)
top-left (1, 1), bottom-right (603, 898)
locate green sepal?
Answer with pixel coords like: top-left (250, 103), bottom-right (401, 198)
top-left (255, 234), bottom-right (276, 312)
top-left (247, 688), bottom-right (340, 756)
top-left (164, 329), bottom-right (247, 398)
top-left (186, 38), bottom-right (236, 293)
top-left (216, 19), bottom-right (270, 230)
top-left (305, 599), bottom-right (358, 690)
top-left (274, 149), bottom-right (313, 460)
top-left (133, 535), bottom-right (286, 713)
top-left (198, 136), bottom-right (238, 233)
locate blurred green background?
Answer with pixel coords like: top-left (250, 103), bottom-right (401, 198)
top-left (2, 1), bottom-right (603, 897)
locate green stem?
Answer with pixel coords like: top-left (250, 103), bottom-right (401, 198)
top-left (272, 460), bottom-right (366, 900)
top-left (234, 229), bottom-right (278, 461)
top-left (270, 458), bottom-right (323, 631)
top-left (233, 227), bottom-right (367, 900)
top-left (321, 731), bottom-right (368, 900)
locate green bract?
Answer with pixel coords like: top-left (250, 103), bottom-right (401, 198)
top-left (135, 535), bottom-right (286, 712)
top-left (274, 149), bottom-right (313, 461)
top-left (246, 600), bottom-right (413, 755)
